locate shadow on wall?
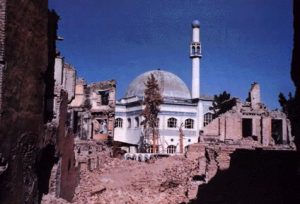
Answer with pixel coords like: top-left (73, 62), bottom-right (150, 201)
top-left (189, 149), bottom-right (300, 204)
top-left (36, 144), bottom-right (58, 202)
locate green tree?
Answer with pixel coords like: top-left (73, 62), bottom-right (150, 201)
top-left (141, 74), bottom-right (163, 153)
top-left (278, 92), bottom-right (296, 135)
top-left (209, 91), bottom-right (236, 118)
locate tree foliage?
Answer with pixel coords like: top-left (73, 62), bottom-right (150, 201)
top-left (279, 92), bottom-right (295, 114)
top-left (209, 91), bottom-right (236, 118)
top-left (141, 74), bottom-right (163, 153)
top-left (278, 92), bottom-right (296, 135)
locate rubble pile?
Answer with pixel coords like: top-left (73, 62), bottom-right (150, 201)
top-left (41, 194), bottom-right (70, 204)
top-left (70, 144), bottom-right (233, 204)
top-left (43, 142), bottom-right (295, 204)
top-left (72, 155), bottom-right (201, 204)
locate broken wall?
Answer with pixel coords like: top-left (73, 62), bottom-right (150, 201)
top-left (69, 78), bottom-right (86, 108)
top-left (87, 80), bottom-right (116, 142)
top-left (55, 91), bottom-right (78, 201)
top-left (0, 0), bottom-right (51, 203)
top-left (224, 114), bottom-right (242, 141)
top-left (202, 112), bottom-right (242, 141)
top-left (250, 82), bottom-right (261, 109)
top-left (63, 63), bottom-right (76, 103)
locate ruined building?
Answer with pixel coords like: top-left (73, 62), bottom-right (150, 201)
top-left (69, 79), bottom-right (116, 142)
top-left (66, 79), bottom-right (116, 174)
top-left (46, 56), bottom-right (78, 202)
top-left (202, 82), bottom-right (294, 148)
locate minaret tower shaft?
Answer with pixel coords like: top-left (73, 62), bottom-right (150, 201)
top-left (190, 20), bottom-right (202, 99)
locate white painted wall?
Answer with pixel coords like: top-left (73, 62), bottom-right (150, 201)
top-left (54, 57), bottom-right (64, 86)
top-left (192, 27), bottom-right (200, 42)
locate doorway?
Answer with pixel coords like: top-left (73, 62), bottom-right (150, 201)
top-left (272, 119), bottom-right (283, 144)
top-left (242, 118), bottom-right (252, 137)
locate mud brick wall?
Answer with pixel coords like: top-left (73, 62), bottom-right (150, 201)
top-left (0, 0), bottom-right (6, 113)
top-left (57, 90), bottom-right (78, 201)
top-left (0, 0), bottom-right (50, 203)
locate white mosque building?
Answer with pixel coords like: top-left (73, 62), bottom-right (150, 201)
top-left (114, 20), bottom-right (214, 154)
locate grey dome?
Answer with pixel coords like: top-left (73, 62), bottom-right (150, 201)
top-left (192, 20), bottom-right (200, 28)
top-left (125, 70), bottom-right (191, 99)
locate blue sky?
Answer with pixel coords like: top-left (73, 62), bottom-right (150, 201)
top-left (49, 0), bottom-right (294, 109)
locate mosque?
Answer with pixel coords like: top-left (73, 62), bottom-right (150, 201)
top-left (114, 20), bottom-right (214, 154)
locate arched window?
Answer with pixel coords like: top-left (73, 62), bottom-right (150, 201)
top-left (167, 117), bottom-right (177, 128)
top-left (203, 113), bottom-right (213, 127)
top-left (127, 118), bottom-right (131, 128)
top-left (167, 145), bottom-right (177, 154)
top-left (192, 46), bottom-right (196, 55)
top-left (185, 119), bottom-right (194, 129)
top-left (135, 117), bottom-right (139, 128)
top-left (197, 46), bottom-right (200, 54)
top-left (115, 118), bottom-right (123, 128)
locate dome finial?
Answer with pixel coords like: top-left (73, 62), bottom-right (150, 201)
top-left (192, 20), bottom-right (200, 28)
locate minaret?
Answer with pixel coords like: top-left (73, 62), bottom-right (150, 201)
top-left (190, 20), bottom-right (202, 99)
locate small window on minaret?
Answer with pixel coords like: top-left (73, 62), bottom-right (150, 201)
top-left (192, 46), bottom-right (196, 55)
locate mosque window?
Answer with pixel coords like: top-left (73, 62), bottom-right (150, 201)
top-left (115, 118), bottom-right (123, 128)
top-left (185, 119), bottom-right (194, 129)
top-left (167, 145), bottom-right (177, 154)
top-left (204, 113), bottom-right (213, 127)
top-left (135, 117), bottom-right (139, 128)
top-left (167, 117), bottom-right (177, 128)
top-left (170, 138), bottom-right (174, 142)
top-left (127, 118), bottom-right (131, 128)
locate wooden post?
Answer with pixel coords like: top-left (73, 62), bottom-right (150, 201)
top-left (179, 123), bottom-right (184, 153)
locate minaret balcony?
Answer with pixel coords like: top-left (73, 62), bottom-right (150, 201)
top-left (190, 52), bottom-right (202, 58)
